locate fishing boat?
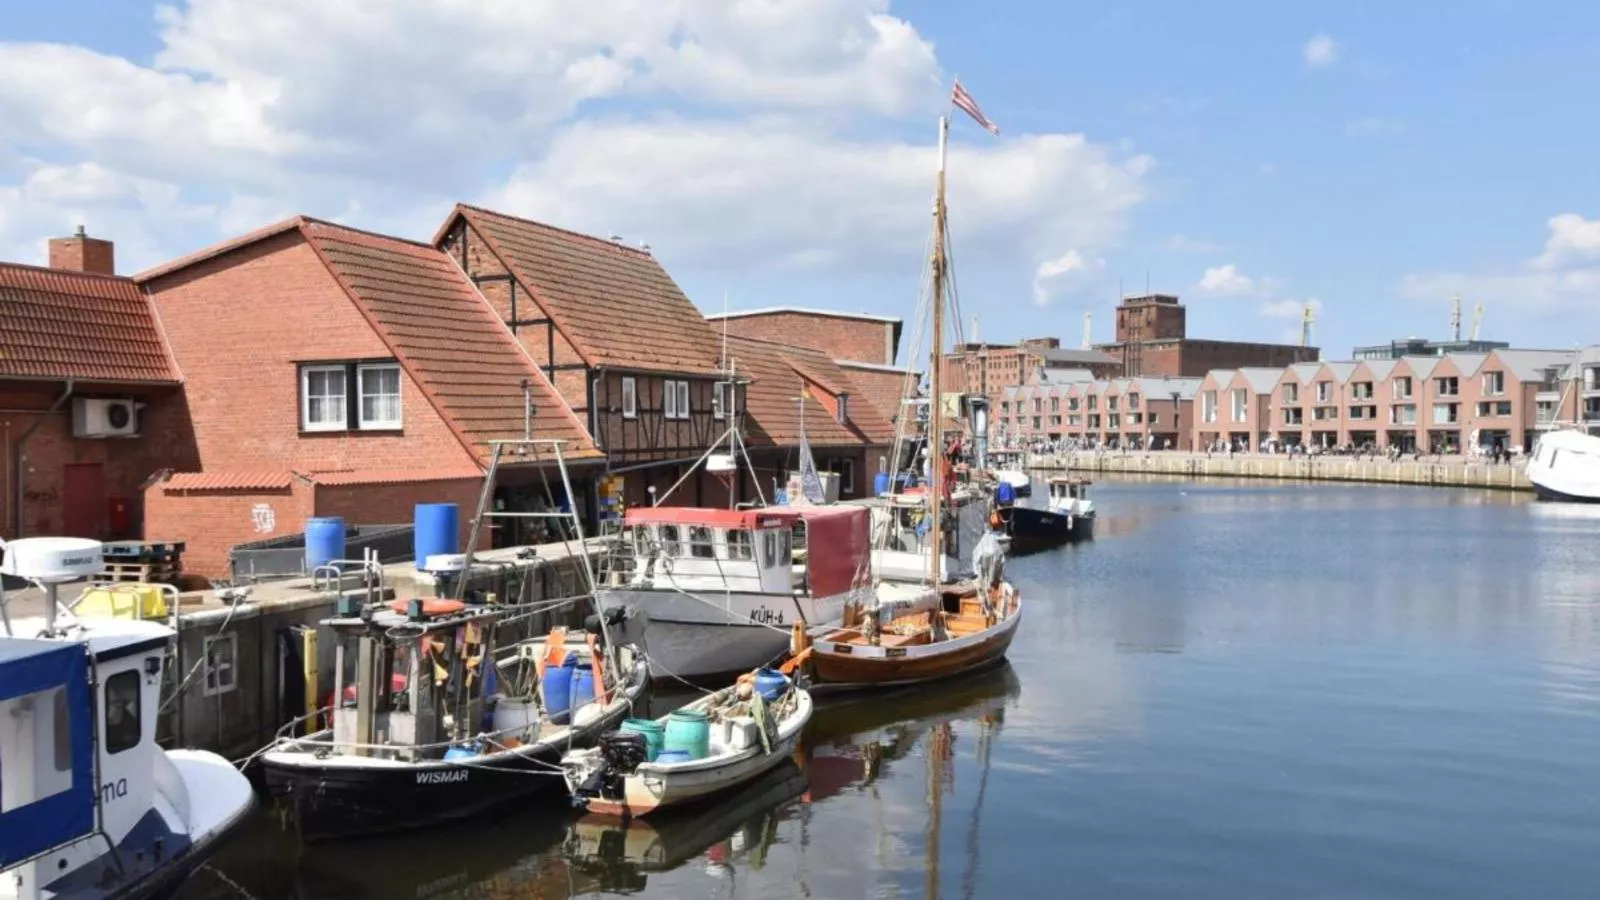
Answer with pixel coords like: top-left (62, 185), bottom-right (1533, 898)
top-left (259, 598), bottom-right (650, 841)
top-left (0, 537), bottom-right (254, 900)
top-left (561, 664), bottom-right (813, 818)
top-left (800, 84), bottom-right (1022, 692)
top-left (997, 475), bottom-right (1095, 554)
top-left (595, 504), bottom-right (873, 682)
top-left (993, 468), bottom-right (1032, 499)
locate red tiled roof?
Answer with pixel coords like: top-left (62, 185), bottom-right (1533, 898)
top-left (444, 205), bottom-right (723, 376)
top-left (308, 467), bottom-right (482, 486)
top-left (837, 362), bottom-right (920, 433)
top-left (161, 470), bottom-right (295, 492)
top-left (783, 354), bottom-right (850, 398)
top-left (301, 220), bottom-right (601, 462)
top-left (726, 335), bottom-right (893, 448)
top-left (0, 262), bottom-right (178, 383)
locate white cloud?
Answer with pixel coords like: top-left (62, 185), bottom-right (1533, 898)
top-left (1196, 263), bottom-right (1258, 296)
top-left (1304, 33), bottom-right (1339, 67)
top-left (1400, 213), bottom-right (1600, 320)
top-left (488, 118), bottom-right (1151, 273)
top-left (0, 0), bottom-right (1151, 286)
top-left (1030, 249), bottom-right (1105, 305)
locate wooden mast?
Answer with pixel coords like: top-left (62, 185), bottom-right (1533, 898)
top-left (928, 114), bottom-right (950, 587)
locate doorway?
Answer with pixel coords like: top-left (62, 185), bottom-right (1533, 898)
top-left (62, 463), bottom-right (106, 538)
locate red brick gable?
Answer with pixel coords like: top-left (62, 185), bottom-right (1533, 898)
top-left (0, 262), bottom-right (177, 383)
top-left (727, 335), bottom-right (892, 449)
top-left (440, 205), bottom-right (723, 376)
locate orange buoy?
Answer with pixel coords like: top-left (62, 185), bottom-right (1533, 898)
top-left (391, 598), bottom-right (467, 617)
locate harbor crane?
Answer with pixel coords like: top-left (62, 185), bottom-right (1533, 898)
top-left (1469, 302), bottom-right (1484, 341)
top-left (1301, 302), bottom-right (1315, 347)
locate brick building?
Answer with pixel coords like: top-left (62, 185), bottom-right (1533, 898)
top-left (0, 229), bottom-right (192, 542)
top-left (706, 308), bottom-right (904, 366)
top-left (135, 216), bottom-right (599, 576)
top-left (1095, 293), bottom-right (1320, 377)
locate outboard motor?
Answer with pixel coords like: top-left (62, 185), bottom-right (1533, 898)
top-left (584, 730), bottom-right (649, 800)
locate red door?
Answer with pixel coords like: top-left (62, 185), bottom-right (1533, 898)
top-left (62, 463), bottom-right (106, 538)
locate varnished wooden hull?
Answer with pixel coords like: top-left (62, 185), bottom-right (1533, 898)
top-left (808, 594), bottom-right (1021, 692)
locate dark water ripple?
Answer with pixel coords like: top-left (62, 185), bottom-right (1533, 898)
top-left (181, 479), bottom-right (1600, 900)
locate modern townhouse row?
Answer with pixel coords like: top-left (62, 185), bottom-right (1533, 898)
top-left (996, 348), bottom-right (1589, 456)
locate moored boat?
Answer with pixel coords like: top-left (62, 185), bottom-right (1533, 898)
top-left (260, 600), bottom-right (649, 841)
top-left (1, 537), bottom-right (254, 900)
top-left (1527, 428), bottom-right (1600, 502)
top-left (998, 475), bottom-right (1095, 554)
top-left (595, 505), bottom-right (872, 683)
top-left (561, 665), bottom-right (813, 818)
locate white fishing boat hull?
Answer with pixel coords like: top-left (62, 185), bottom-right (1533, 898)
top-left (1527, 429), bottom-right (1600, 502)
top-left (563, 687), bottom-right (813, 818)
top-left (598, 588), bottom-right (858, 682)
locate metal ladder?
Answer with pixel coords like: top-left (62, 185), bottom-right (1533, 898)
top-left (454, 440), bottom-right (614, 661)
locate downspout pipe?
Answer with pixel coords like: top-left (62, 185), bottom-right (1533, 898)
top-left (14, 380), bottom-right (74, 538)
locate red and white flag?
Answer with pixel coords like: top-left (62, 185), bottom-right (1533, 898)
top-left (951, 79), bottom-right (999, 135)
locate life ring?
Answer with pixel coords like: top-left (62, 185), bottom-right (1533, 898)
top-left (390, 598), bottom-right (467, 617)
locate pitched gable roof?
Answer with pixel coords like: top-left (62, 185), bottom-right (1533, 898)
top-left (300, 220), bottom-right (598, 461)
top-left (1492, 349), bottom-right (1574, 382)
top-left (1236, 367), bottom-right (1283, 393)
top-left (444, 205), bottom-right (723, 376)
top-left (1320, 361), bottom-right (1358, 383)
top-left (1356, 359), bottom-right (1399, 381)
top-left (0, 262), bottom-right (178, 383)
top-left (1397, 355), bottom-right (1442, 379)
top-left (726, 335), bottom-right (891, 447)
top-left (1285, 362), bottom-right (1322, 383)
top-left (1442, 352), bottom-right (1488, 377)
top-left (837, 361), bottom-right (918, 433)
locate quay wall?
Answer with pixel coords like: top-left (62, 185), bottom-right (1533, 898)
top-left (1031, 452), bottom-right (1533, 492)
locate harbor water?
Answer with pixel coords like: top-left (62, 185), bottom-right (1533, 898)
top-left (180, 477), bottom-right (1600, 899)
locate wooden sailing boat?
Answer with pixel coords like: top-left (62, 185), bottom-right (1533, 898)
top-left (800, 82), bottom-right (1022, 690)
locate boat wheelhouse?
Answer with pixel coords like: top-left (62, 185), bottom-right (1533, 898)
top-left (596, 504), bottom-right (872, 682)
top-left (845, 485), bottom-right (992, 584)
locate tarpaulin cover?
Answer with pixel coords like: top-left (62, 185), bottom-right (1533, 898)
top-left (0, 637), bottom-right (95, 867)
top-left (798, 506), bottom-right (871, 598)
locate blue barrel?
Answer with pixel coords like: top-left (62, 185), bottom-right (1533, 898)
top-left (754, 668), bottom-right (790, 702)
top-left (621, 718), bottom-right (666, 761)
top-left (414, 503), bottom-right (460, 564)
top-left (664, 710), bottom-right (711, 760)
top-left (874, 472), bottom-right (891, 496)
top-left (655, 749), bottom-right (693, 765)
top-left (544, 653), bottom-right (579, 723)
top-left (571, 665), bottom-right (596, 710)
top-left (305, 517), bottom-right (346, 572)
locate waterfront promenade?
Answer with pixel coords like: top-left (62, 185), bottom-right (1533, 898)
top-left (1032, 450), bottom-right (1533, 492)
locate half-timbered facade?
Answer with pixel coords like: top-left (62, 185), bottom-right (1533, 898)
top-left (435, 205), bottom-right (739, 491)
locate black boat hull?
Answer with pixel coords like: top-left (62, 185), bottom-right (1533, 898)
top-left (1001, 506), bottom-right (1093, 555)
top-left (1531, 481), bottom-right (1600, 503)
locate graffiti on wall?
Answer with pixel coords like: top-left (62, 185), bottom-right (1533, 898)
top-left (23, 488), bottom-right (58, 503)
top-left (251, 503), bottom-right (276, 534)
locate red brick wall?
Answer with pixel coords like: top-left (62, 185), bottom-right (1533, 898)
top-left (143, 231), bottom-right (477, 474)
top-left (2, 384), bottom-right (198, 540)
top-left (314, 478), bottom-right (484, 552)
top-left (717, 313), bottom-right (896, 366)
top-left (144, 481), bottom-right (313, 579)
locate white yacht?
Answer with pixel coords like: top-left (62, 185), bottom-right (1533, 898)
top-left (1527, 428), bottom-right (1600, 503)
top-left (0, 537), bottom-right (254, 900)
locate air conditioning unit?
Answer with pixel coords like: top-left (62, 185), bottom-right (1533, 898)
top-left (72, 398), bottom-right (140, 438)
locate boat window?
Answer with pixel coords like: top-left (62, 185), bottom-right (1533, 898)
top-left (0, 687), bottom-right (74, 811)
top-left (774, 528), bottom-right (792, 563)
top-left (688, 525), bottom-right (715, 559)
top-left (659, 524), bottom-right (680, 556)
top-left (104, 670), bottom-right (141, 755)
top-left (726, 529), bottom-right (753, 560)
top-left (1551, 449), bottom-right (1561, 467)
top-left (760, 531), bottom-right (778, 568)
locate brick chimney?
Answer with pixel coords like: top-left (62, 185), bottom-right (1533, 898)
top-left (48, 225), bottom-right (116, 276)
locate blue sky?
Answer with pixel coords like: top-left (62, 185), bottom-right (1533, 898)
top-left (2, 1), bottom-right (1597, 362)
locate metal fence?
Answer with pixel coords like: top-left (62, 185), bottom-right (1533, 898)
top-left (228, 523), bottom-right (416, 584)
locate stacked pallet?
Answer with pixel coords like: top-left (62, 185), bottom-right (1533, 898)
top-left (100, 541), bottom-right (186, 585)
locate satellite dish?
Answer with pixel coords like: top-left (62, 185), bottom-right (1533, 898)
top-left (0, 537), bottom-right (103, 583)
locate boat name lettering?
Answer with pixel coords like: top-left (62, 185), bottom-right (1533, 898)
top-left (748, 606), bottom-right (785, 626)
top-left (756, 516), bottom-right (784, 528)
top-left (99, 778), bottom-right (128, 804)
top-left (417, 769), bottom-right (469, 785)
top-left (62, 555), bottom-right (98, 568)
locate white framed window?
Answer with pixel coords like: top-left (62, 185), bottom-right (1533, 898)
top-left (1482, 371), bottom-right (1505, 396)
top-left (622, 376), bottom-right (638, 419)
top-left (357, 363), bottom-right (401, 429)
top-left (1230, 388), bottom-right (1248, 421)
top-left (1201, 390), bottom-right (1217, 423)
top-left (663, 379), bottom-right (678, 420)
top-left (713, 381), bottom-right (731, 420)
top-left (301, 364), bottom-right (347, 432)
top-left (203, 633), bottom-right (238, 697)
top-left (1316, 381), bottom-right (1331, 403)
top-left (676, 380), bottom-right (690, 419)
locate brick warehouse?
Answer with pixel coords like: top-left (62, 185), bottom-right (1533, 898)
top-left (1094, 293), bottom-right (1320, 377)
top-left (0, 229), bottom-right (196, 542)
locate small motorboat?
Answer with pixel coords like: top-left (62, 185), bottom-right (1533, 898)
top-left (561, 665), bottom-right (813, 818)
top-left (992, 468), bottom-right (1032, 498)
top-left (1, 537), bottom-right (254, 900)
top-left (261, 599), bottom-right (649, 841)
top-left (998, 475), bottom-right (1095, 554)
top-left (1527, 428), bottom-right (1600, 502)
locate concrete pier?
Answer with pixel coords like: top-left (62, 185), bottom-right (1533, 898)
top-left (1030, 451), bottom-right (1533, 492)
